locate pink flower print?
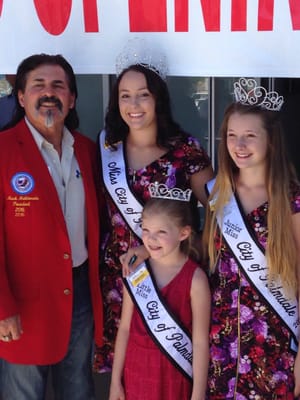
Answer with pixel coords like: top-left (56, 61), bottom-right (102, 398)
top-left (112, 213), bottom-right (125, 225)
top-left (240, 304), bottom-right (254, 323)
top-left (173, 148), bottom-right (185, 158)
top-left (236, 394), bottom-right (248, 400)
top-left (240, 275), bottom-right (250, 287)
top-left (165, 165), bottom-right (176, 187)
top-left (115, 277), bottom-right (123, 292)
top-left (229, 338), bottom-right (238, 359)
top-left (229, 258), bottom-right (239, 274)
top-left (239, 355), bottom-right (251, 374)
top-left (139, 175), bottom-right (148, 187)
top-left (272, 371), bottom-right (288, 383)
top-left (189, 164), bottom-right (200, 174)
top-left (187, 136), bottom-right (200, 150)
top-left (210, 344), bottom-right (227, 362)
top-left (119, 240), bottom-right (128, 252)
top-left (252, 319), bottom-right (268, 337)
top-left (107, 289), bottom-right (122, 304)
top-left (227, 377), bottom-right (236, 398)
top-left (231, 289), bottom-right (238, 308)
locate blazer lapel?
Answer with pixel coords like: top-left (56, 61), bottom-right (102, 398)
top-left (15, 120), bottom-right (68, 234)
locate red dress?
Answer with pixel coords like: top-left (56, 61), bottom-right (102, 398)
top-left (123, 258), bottom-right (199, 400)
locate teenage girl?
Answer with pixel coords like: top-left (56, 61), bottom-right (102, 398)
top-left (204, 78), bottom-right (300, 398)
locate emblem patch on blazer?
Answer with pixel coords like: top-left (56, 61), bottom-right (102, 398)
top-left (11, 172), bottom-right (35, 195)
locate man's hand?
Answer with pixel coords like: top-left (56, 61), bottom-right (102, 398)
top-left (0, 315), bottom-right (23, 342)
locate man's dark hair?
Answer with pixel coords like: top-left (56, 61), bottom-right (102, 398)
top-left (2, 53), bottom-right (79, 131)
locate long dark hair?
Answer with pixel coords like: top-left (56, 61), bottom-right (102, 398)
top-left (2, 53), bottom-right (79, 131)
top-left (104, 64), bottom-right (185, 149)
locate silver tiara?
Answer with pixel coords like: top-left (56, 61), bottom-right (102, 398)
top-left (234, 78), bottom-right (284, 111)
top-left (148, 183), bottom-right (192, 202)
top-left (115, 37), bottom-right (168, 80)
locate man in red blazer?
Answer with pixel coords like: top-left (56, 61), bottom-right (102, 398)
top-left (0, 54), bottom-right (103, 399)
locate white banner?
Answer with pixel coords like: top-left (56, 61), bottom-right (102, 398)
top-left (1, 0), bottom-right (300, 77)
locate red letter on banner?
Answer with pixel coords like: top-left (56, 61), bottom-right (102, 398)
top-left (175, 0), bottom-right (188, 32)
top-left (83, 0), bottom-right (99, 32)
top-left (129, 0), bottom-right (167, 31)
top-left (258, 0), bottom-right (273, 31)
top-left (231, 0), bottom-right (247, 31)
top-left (0, 0), bottom-right (3, 16)
top-left (200, 0), bottom-right (220, 31)
top-left (289, 0), bottom-right (300, 29)
top-left (174, 0), bottom-right (221, 32)
top-left (34, 0), bottom-right (72, 35)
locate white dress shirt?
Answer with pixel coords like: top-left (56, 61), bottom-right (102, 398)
top-left (25, 117), bottom-right (88, 267)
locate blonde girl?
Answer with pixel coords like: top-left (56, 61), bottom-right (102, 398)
top-left (203, 81), bottom-right (300, 398)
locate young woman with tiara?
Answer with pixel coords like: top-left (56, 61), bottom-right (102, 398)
top-left (95, 37), bottom-right (213, 373)
top-left (203, 78), bottom-right (300, 398)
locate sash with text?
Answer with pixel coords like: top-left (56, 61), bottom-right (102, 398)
top-left (207, 178), bottom-right (300, 352)
top-left (99, 130), bottom-right (143, 239)
top-left (125, 262), bottom-right (193, 380)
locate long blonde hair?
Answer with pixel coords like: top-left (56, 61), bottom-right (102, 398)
top-left (203, 102), bottom-right (299, 293)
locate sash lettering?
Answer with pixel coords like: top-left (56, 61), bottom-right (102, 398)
top-left (125, 262), bottom-right (193, 380)
top-left (99, 130), bottom-right (143, 238)
top-left (207, 178), bottom-right (300, 351)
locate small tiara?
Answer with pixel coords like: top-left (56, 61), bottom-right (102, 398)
top-left (233, 78), bottom-right (284, 111)
top-left (148, 183), bottom-right (192, 202)
top-left (115, 37), bottom-right (168, 80)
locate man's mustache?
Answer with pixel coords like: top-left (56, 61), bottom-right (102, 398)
top-left (36, 96), bottom-right (63, 111)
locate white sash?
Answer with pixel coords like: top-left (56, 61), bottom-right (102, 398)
top-left (99, 130), bottom-right (143, 239)
top-left (207, 178), bottom-right (300, 352)
top-left (125, 262), bottom-right (193, 380)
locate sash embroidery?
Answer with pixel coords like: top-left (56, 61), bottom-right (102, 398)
top-left (125, 262), bottom-right (193, 380)
top-left (99, 130), bottom-right (143, 239)
top-left (207, 178), bottom-right (300, 351)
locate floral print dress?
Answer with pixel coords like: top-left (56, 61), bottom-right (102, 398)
top-left (93, 135), bottom-right (211, 372)
top-left (207, 186), bottom-right (300, 400)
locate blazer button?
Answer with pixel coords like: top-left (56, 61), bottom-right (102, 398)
top-left (63, 289), bottom-right (71, 295)
top-left (63, 253), bottom-right (70, 260)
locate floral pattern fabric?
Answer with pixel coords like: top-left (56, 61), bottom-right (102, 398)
top-left (93, 135), bottom-right (211, 372)
top-left (207, 185), bottom-right (300, 399)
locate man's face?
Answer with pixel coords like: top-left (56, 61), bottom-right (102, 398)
top-left (18, 64), bottom-right (75, 135)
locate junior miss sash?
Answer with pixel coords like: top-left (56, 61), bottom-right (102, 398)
top-left (99, 130), bottom-right (143, 238)
top-left (125, 261), bottom-right (193, 380)
top-left (207, 178), bottom-right (300, 351)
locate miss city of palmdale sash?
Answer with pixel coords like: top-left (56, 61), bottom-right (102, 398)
top-left (125, 261), bottom-right (193, 380)
top-left (207, 178), bottom-right (300, 352)
top-left (99, 130), bottom-right (143, 239)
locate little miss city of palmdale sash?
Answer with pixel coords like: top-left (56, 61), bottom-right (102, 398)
top-left (125, 262), bottom-right (193, 380)
top-left (99, 130), bottom-right (143, 239)
top-left (207, 178), bottom-right (300, 352)
top-left (100, 131), bottom-right (193, 376)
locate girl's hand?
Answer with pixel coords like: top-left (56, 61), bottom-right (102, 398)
top-left (109, 382), bottom-right (125, 400)
top-left (120, 245), bottom-right (150, 277)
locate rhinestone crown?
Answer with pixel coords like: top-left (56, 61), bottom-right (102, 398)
top-left (234, 77), bottom-right (284, 111)
top-left (115, 37), bottom-right (168, 80)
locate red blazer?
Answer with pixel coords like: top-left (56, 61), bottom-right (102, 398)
top-left (0, 119), bottom-right (103, 364)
